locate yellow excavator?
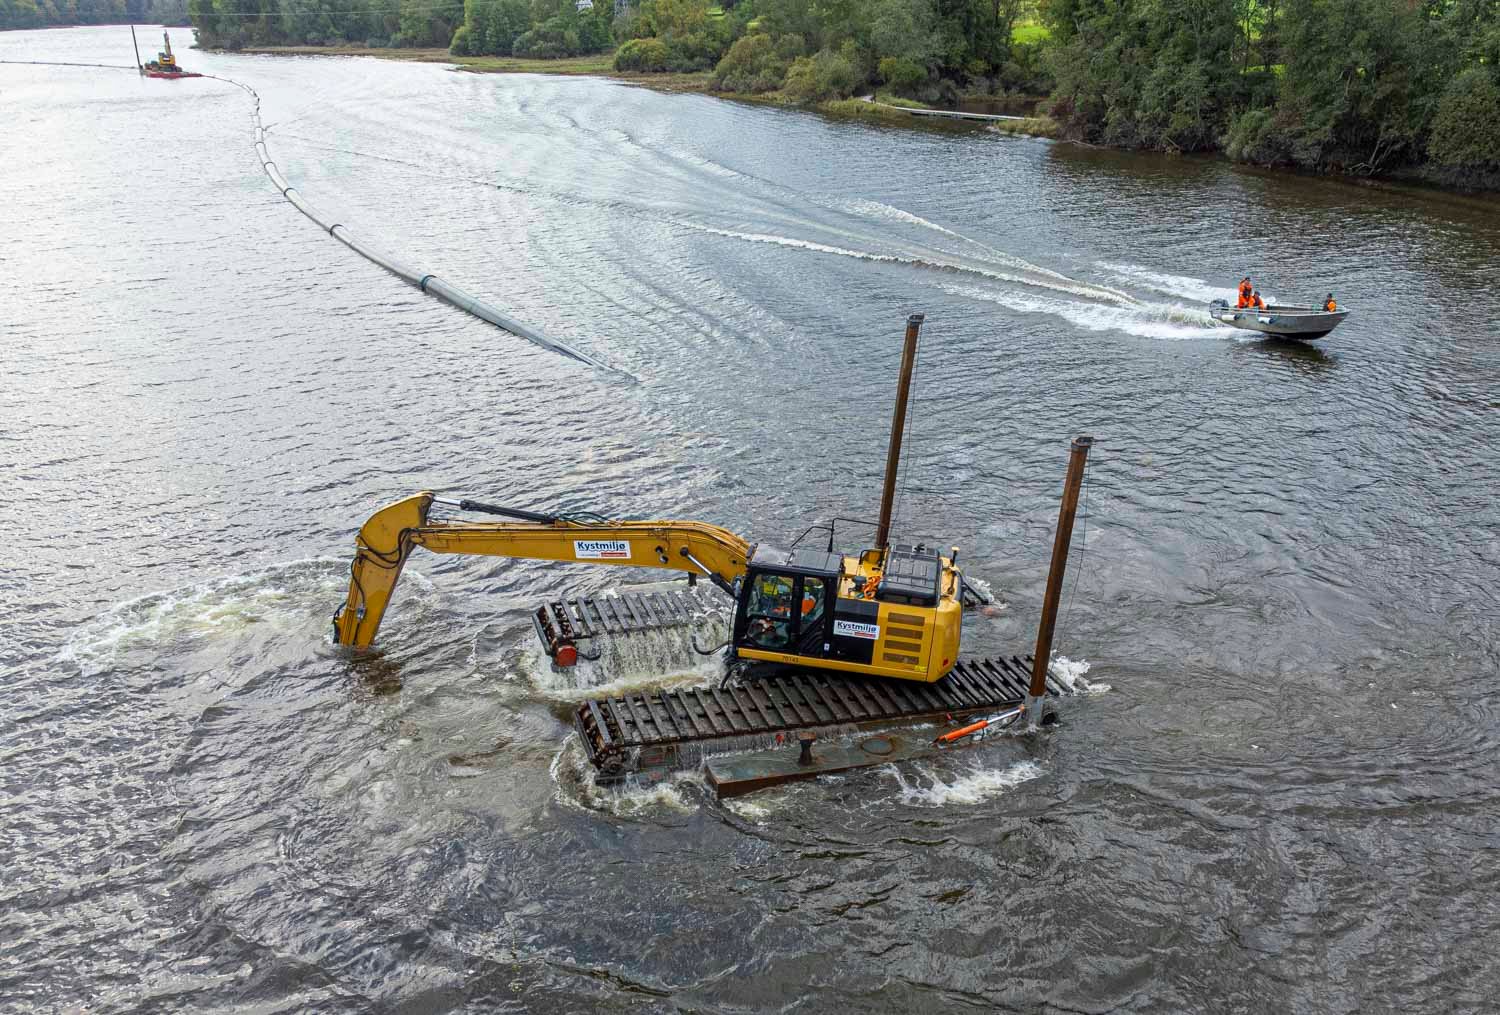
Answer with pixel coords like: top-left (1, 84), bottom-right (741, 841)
top-left (334, 315), bottom-right (967, 683)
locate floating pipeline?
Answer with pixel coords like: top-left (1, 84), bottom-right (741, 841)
top-left (3, 60), bottom-right (616, 371)
top-left (213, 75), bottom-right (619, 375)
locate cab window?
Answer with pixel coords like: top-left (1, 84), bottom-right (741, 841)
top-left (745, 573), bottom-right (794, 649)
top-left (800, 577), bottom-right (826, 625)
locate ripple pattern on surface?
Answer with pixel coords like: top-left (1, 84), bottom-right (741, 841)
top-left (3, 24), bottom-right (1499, 1015)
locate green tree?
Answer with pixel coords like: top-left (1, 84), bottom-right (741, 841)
top-left (1274, 0), bottom-right (1454, 173)
top-left (1428, 67), bottom-right (1500, 170)
top-left (398, 0), bottom-right (462, 46)
top-left (868, 0), bottom-right (939, 68)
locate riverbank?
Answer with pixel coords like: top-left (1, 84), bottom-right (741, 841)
top-left (236, 44), bottom-right (1063, 140)
top-left (232, 44), bottom-right (1496, 194)
top-left (238, 45), bottom-right (712, 91)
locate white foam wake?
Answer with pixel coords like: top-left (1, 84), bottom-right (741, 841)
top-left (885, 759), bottom-right (1043, 807)
top-left (1097, 261), bottom-right (1250, 304)
top-left (1049, 655), bottom-right (1109, 694)
top-left (678, 220), bottom-right (1137, 305)
top-left (842, 199), bottom-right (1137, 302)
top-left (550, 736), bottom-right (703, 816)
top-left (57, 559), bottom-right (360, 675)
top-left (941, 281), bottom-right (1228, 340)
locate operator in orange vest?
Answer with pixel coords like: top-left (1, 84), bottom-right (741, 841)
top-left (1250, 290), bottom-right (1266, 310)
top-left (1324, 293), bottom-right (1337, 312)
top-left (1237, 277), bottom-right (1253, 308)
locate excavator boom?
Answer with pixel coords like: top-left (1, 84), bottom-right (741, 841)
top-left (333, 493), bottom-right (752, 648)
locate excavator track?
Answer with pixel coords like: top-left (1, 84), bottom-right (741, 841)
top-left (533, 588), bottom-right (722, 658)
top-left (534, 584), bottom-right (992, 664)
top-left (574, 655), bottom-right (1062, 782)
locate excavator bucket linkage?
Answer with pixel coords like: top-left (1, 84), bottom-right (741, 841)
top-left (574, 655), bottom-right (1066, 783)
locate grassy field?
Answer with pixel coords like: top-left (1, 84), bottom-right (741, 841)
top-left (1012, 21), bottom-right (1050, 45)
top-left (989, 115), bottom-right (1060, 139)
top-left (820, 97), bottom-right (930, 124)
top-left (873, 92), bottom-right (932, 110)
top-left (450, 52), bottom-right (616, 74)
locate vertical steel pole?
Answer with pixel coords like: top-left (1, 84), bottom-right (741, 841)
top-left (1026, 435), bottom-right (1094, 728)
top-left (875, 313), bottom-right (924, 550)
top-left (130, 25), bottom-right (143, 74)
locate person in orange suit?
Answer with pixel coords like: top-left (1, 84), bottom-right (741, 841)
top-left (1237, 278), bottom-right (1254, 308)
top-left (1324, 293), bottom-right (1337, 312)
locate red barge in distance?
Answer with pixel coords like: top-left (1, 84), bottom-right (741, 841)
top-left (134, 27), bottom-right (201, 79)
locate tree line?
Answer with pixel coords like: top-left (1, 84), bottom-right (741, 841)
top-left (1, 0), bottom-right (188, 29)
top-left (186, 0), bottom-right (463, 49)
top-left (1041, 0), bottom-right (1500, 185)
top-left (174, 0), bottom-right (1500, 185)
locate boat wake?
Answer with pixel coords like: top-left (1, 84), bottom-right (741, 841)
top-left (1097, 261), bottom-right (1287, 308)
top-left (939, 282), bottom-right (1230, 341)
top-left (677, 220), bottom-right (1138, 305)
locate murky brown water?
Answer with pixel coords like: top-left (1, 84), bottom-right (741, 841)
top-left (3, 25), bottom-right (1498, 1014)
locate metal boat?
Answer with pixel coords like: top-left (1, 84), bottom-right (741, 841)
top-left (1209, 299), bottom-right (1348, 340)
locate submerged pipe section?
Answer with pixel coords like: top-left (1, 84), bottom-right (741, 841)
top-left (1027, 435), bottom-right (1094, 727)
top-left (231, 79), bottom-right (614, 373)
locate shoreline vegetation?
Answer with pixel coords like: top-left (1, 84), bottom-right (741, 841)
top-left (15, 0), bottom-right (1493, 193)
top-left (234, 42), bottom-right (1063, 135)
top-left (0, 0), bottom-right (189, 30)
top-left (233, 42), bottom-right (1067, 139)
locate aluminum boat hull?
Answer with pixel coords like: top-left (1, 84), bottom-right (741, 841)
top-left (1209, 300), bottom-right (1348, 340)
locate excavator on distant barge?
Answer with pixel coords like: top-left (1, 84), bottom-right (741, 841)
top-left (332, 315), bottom-right (1096, 795)
top-left (132, 27), bottom-right (201, 80)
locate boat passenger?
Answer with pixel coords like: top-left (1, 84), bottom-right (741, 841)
top-left (1324, 293), bottom-right (1337, 312)
top-left (1250, 290), bottom-right (1266, 310)
top-left (1237, 278), bottom-right (1253, 308)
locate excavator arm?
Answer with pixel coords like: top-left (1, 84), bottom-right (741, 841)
top-left (332, 492), bottom-right (753, 648)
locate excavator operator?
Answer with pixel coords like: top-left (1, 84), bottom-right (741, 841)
top-left (747, 575), bottom-right (795, 649)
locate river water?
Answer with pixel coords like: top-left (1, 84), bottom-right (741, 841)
top-left (3, 25), bottom-right (1498, 1013)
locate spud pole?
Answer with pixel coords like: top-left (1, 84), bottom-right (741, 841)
top-left (874, 313), bottom-right (925, 551)
top-left (1027, 435), bottom-right (1093, 728)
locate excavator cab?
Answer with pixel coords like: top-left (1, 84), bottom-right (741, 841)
top-left (729, 544), bottom-right (962, 683)
top-left (156, 31), bottom-right (180, 72)
top-left (734, 547), bottom-right (840, 659)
